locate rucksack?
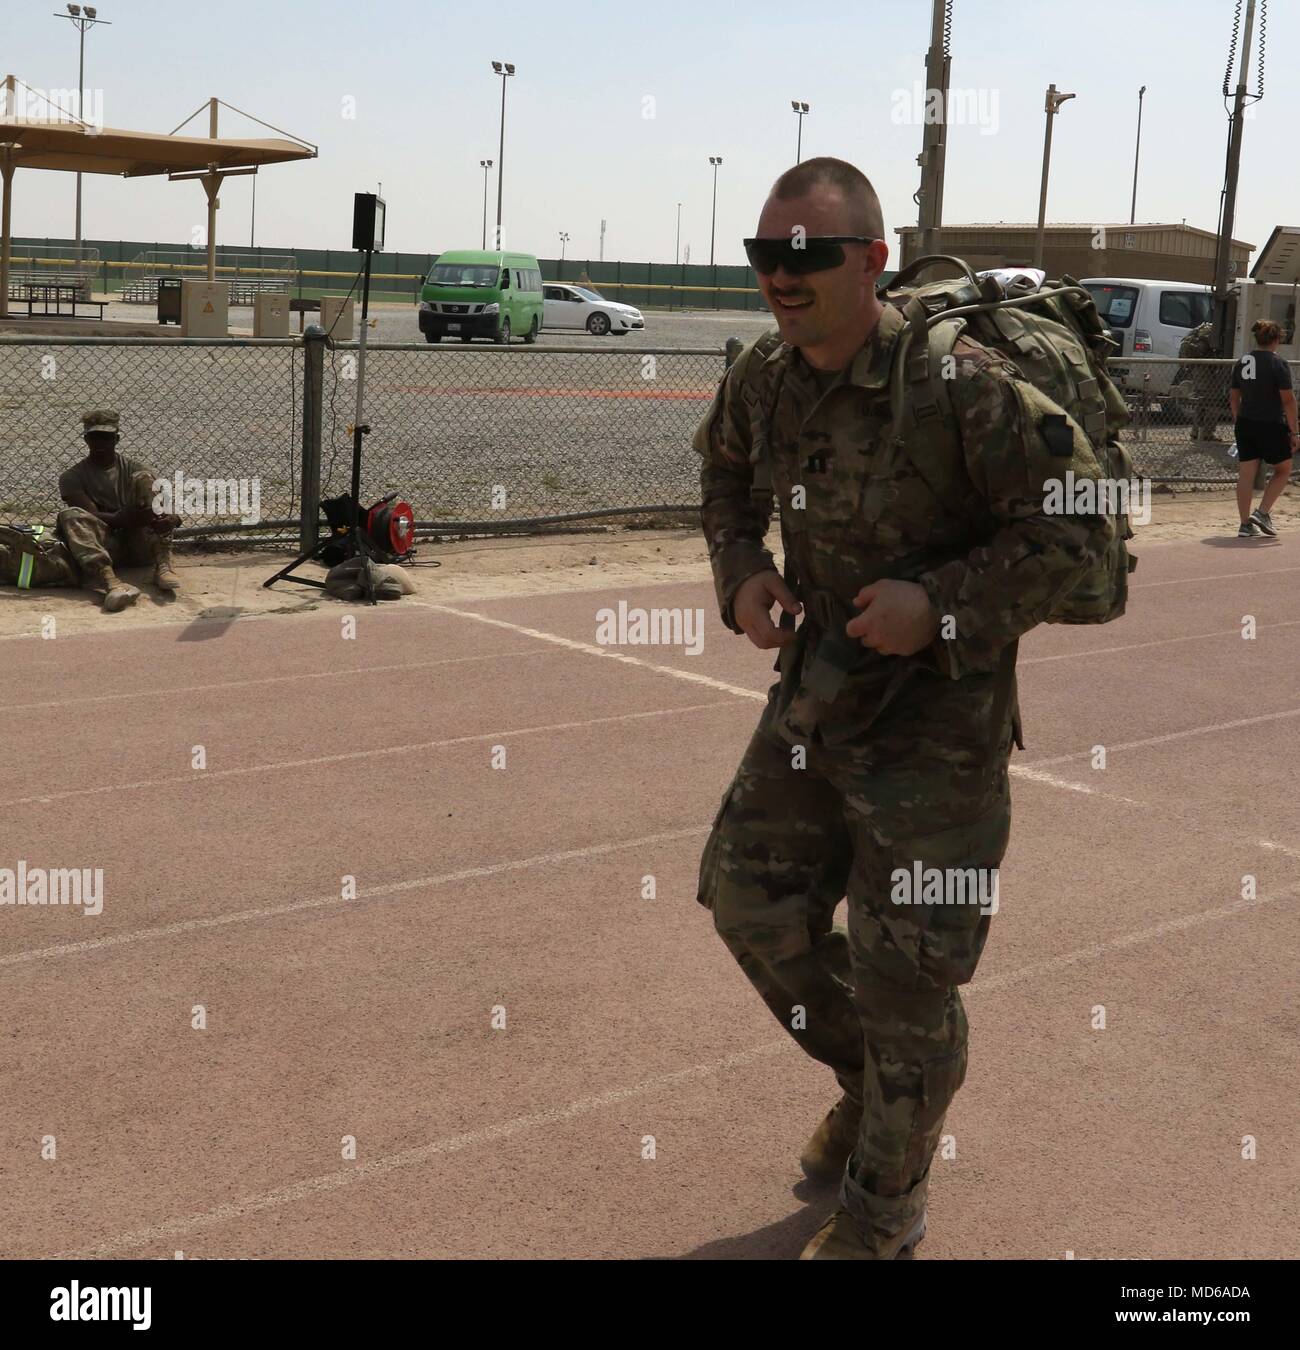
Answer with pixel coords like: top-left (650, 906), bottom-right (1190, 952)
top-left (0, 523), bottom-right (79, 589)
top-left (878, 254), bottom-right (1137, 624)
top-left (735, 253), bottom-right (1137, 625)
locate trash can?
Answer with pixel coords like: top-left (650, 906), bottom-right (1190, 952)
top-left (157, 278), bottom-right (182, 326)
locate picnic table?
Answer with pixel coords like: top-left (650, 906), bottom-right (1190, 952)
top-left (10, 282), bottom-right (106, 320)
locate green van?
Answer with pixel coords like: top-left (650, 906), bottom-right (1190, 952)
top-left (418, 250), bottom-right (544, 344)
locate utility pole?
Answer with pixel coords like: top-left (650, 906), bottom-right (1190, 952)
top-left (1211, 0), bottom-right (1259, 354)
top-left (915, 0), bottom-right (951, 259)
top-left (491, 62), bottom-right (515, 249)
top-left (675, 202), bottom-right (681, 265)
top-left (1033, 83), bottom-right (1076, 269)
top-left (708, 156), bottom-right (722, 266)
top-left (479, 158), bottom-right (493, 250)
top-left (1129, 86), bottom-right (1146, 225)
top-left (54, 4), bottom-right (111, 255)
top-left (599, 218), bottom-right (606, 262)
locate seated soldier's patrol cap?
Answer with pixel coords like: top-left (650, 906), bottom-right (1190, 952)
top-left (82, 409), bottom-right (120, 436)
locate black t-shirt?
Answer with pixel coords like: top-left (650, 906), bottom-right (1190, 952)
top-left (1231, 349), bottom-right (1293, 425)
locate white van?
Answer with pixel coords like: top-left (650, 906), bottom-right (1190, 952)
top-left (1079, 277), bottom-right (1214, 395)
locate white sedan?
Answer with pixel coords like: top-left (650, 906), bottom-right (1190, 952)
top-left (542, 284), bottom-right (645, 336)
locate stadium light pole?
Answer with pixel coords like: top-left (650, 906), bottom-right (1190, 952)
top-left (479, 158), bottom-right (493, 250)
top-left (558, 230), bottom-right (569, 279)
top-left (491, 61), bottom-right (515, 249)
top-left (54, 3), bottom-right (111, 255)
top-left (791, 101), bottom-right (809, 163)
top-left (708, 156), bottom-right (722, 266)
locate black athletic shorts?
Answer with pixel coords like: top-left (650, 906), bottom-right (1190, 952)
top-left (1235, 417), bottom-right (1294, 465)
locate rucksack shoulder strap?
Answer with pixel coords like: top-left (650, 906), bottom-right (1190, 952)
top-left (887, 310), bottom-right (972, 522)
top-left (733, 331), bottom-right (787, 506)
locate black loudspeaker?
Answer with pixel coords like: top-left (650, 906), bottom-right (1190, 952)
top-left (352, 193), bottom-right (386, 252)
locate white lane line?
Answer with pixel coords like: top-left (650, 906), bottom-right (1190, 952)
top-left (50, 871), bottom-right (1298, 1260)
top-left (1007, 764), bottom-right (1142, 804)
top-left (0, 593), bottom-right (434, 644)
top-left (1022, 704), bottom-right (1300, 770)
top-left (0, 649), bottom-right (550, 715)
top-left (1019, 618), bottom-right (1300, 666)
top-left (425, 602), bottom-right (768, 702)
top-left (0, 700), bottom-right (741, 810)
top-left (426, 601), bottom-right (1300, 704)
top-left (421, 606), bottom-right (1300, 805)
top-left (1132, 564), bottom-right (1300, 589)
top-left (52, 1039), bottom-right (789, 1259)
top-left (1259, 838), bottom-right (1300, 861)
top-left (0, 826), bottom-right (710, 969)
top-left (972, 879), bottom-right (1299, 996)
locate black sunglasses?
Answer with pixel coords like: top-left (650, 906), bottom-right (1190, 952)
top-left (743, 235), bottom-right (876, 276)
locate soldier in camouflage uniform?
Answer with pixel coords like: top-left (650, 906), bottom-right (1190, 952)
top-left (0, 523), bottom-right (79, 590)
top-left (1178, 321), bottom-right (1224, 442)
top-left (58, 409), bottom-right (182, 611)
top-left (693, 158), bottom-right (1113, 1259)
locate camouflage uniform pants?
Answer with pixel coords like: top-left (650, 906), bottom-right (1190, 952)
top-left (57, 470), bottom-right (165, 588)
top-left (698, 692), bottom-right (1011, 1255)
top-left (1191, 372), bottom-right (1221, 440)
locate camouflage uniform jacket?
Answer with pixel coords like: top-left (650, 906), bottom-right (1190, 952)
top-left (693, 304), bottom-right (1114, 787)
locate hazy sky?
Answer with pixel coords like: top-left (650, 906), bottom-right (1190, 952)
top-left (3, 0), bottom-right (1295, 268)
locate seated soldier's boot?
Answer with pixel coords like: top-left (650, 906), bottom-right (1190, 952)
top-left (799, 1094), bottom-right (863, 1182)
top-left (799, 1207), bottom-right (927, 1261)
top-left (150, 535), bottom-right (181, 591)
top-left (89, 564), bottom-right (140, 613)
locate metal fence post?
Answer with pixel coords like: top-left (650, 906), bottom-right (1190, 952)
top-left (299, 324), bottom-right (326, 554)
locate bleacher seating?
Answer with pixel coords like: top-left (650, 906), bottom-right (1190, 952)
top-left (119, 275), bottom-right (289, 306)
top-left (8, 271), bottom-right (92, 302)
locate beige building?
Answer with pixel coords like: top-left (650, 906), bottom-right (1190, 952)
top-left (894, 222), bottom-right (1253, 286)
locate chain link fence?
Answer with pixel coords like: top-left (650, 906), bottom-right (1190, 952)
top-left (0, 338), bottom-right (303, 537)
top-left (1109, 356), bottom-right (1298, 482)
top-left (1, 339), bottom-right (1294, 547)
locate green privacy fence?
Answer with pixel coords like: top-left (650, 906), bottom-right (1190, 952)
top-left (15, 238), bottom-right (777, 310)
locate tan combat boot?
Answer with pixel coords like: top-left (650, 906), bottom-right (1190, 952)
top-left (150, 534), bottom-right (181, 591)
top-left (799, 1094), bottom-right (863, 1182)
top-left (88, 563), bottom-right (140, 613)
top-left (799, 1208), bottom-right (927, 1261)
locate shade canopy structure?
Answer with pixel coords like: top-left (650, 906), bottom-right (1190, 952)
top-left (1251, 226), bottom-right (1300, 285)
top-left (0, 120), bottom-right (316, 177)
top-left (0, 80), bottom-right (317, 316)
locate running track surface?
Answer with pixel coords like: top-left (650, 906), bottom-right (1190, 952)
top-left (1, 535), bottom-right (1297, 1260)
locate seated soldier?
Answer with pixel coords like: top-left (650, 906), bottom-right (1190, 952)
top-left (58, 409), bottom-right (182, 612)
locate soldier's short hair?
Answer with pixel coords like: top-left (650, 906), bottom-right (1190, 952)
top-left (770, 157), bottom-right (885, 240)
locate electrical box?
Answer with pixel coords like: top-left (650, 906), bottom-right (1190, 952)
top-left (253, 292), bottom-right (291, 338)
top-left (1231, 279), bottom-right (1299, 360)
top-left (319, 296), bottom-right (355, 341)
top-left (180, 280), bottom-right (229, 337)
